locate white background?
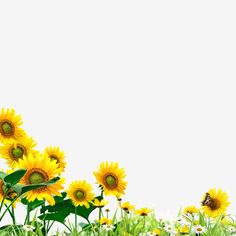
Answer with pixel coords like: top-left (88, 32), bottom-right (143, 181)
top-left (1, 0), bottom-right (236, 225)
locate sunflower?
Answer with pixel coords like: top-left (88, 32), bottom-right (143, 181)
top-left (92, 198), bottom-right (108, 208)
top-left (135, 207), bottom-right (152, 216)
top-left (18, 153), bottom-right (64, 205)
top-left (93, 162), bottom-right (127, 197)
top-left (67, 180), bottom-right (95, 208)
top-left (0, 135), bottom-right (39, 169)
top-left (178, 225), bottom-right (190, 234)
top-left (120, 201), bottom-right (135, 213)
top-left (0, 108), bottom-right (25, 142)
top-left (43, 146), bottom-right (66, 173)
top-left (99, 217), bottom-right (113, 225)
top-left (152, 228), bottom-right (161, 236)
top-left (201, 188), bottom-right (230, 218)
top-left (183, 206), bottom-right (199, 215)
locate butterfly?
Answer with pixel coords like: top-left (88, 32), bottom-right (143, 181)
top-left (202, 192), bottom-right (212, 206)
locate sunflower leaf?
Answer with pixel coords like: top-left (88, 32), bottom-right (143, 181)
top-left (3, 169), bottom-right (27, 187)
top-left (12, 177), bottom-right (60, 196)
top-left (38, 211), bottom-right (70, 224)
top-left (21, 198), bottom-right (45, 212)
top-left (41, 195), bottom-right (103, 221)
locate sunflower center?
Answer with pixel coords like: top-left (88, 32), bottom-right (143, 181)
top-left (0, 120), bottom-right (14, 136)
top-left (76, 190), bottom-right (86, 201)
top-left (11, 146), bottom-right (24, 159)
top-left (50, 155), bottom-right (58, 163)
top-left (28, 171), bottom-right (46, 184)
top-left (105, 175), bottom-right (118, 188)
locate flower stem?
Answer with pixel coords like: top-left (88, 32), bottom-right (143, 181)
top-left (75, 206), bottom-right (78, 233)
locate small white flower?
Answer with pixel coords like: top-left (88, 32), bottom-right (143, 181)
top-left (175, 216), bottom-right (190, 226)
top-left (23, 225), bottom-right (35, 232)
top-left (164, 224), bottom-right (175, 233)
top-left (102, 224), bottom-right (115, 231)
top-left (59, 232), bottom-right (67, 236)
top-left (194, 225), bottom-right (207, 234)
top-left (228, 226), bottom-right (236, 233)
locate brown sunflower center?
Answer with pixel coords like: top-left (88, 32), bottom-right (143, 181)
top-left (202, 193), bottom-right (220, 210)
top-left (28, 169), bottom-right (48, 184)
top-left (10, 145), bottom-right (26, 159)
top-left (0, 120), bottom-right (15, 136)
top-left (75, 190), bottom-right (86, 201)
top-left (50, 155), bottom-right (59, 163)
top-left (104, 174), bottom-right (118, 189)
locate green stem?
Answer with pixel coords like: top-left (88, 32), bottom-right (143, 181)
top-left (11, 206), bottom-right (16, 224)
top-left (4, 204), bottom-right (15, 224)
top-left (143, 216), bottom-right (146, 231)
top-left (98, 207), bottom-right (102, 236)
top-left (62, 222), bottom-right (71, 231)
top-left (0, 194), bottom-right (21, 222)
top-left (47, 221), bottom-right (55, 233)
top-left (0, 195), bottom-right (6, 216)
top-left (75, 206), bottom-right (78, 232)
top-left (42, 202), bottom-right (46, 234)
top-left (26, 202), bottom-right (30, 224)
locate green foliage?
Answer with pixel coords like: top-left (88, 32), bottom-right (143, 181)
top-left (39, 194), bottom-right (103, 224)
top-left (3, 169), bottom-right (26, 187)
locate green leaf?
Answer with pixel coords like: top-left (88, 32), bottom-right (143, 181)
top-left (21, 198), bottom-right (45, 212)
top-left (12, 177), bottom-right (60, 196)
top-left (41, 195), bottom-right (103, 221)
top-left (3, 169), bottom-right (27, 186)
top-left (38, 211), bottom-right (70, 224)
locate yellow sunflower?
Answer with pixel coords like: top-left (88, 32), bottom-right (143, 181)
top-left (93, 162), bottom-right (127, 197)
top-left (0, 108), bottom-right (25, 142)
top-left (67, 180), bottom-right (95, 208)
top-left (201, 188), bottom-right (230, 218)
top-left (183, 206), bottom-right (199, 215)
top-left (99, 217), bottom-right (113, 225)
top-left (178, 225), bottom-right (190, 234)
top-left (0, 135), bottom-right (39, 169)
top-left (92, 198), bottom-right (109, 208)
top-left (43, 146), bottom-right (66, 173)
top-left (120, 201), bottom-right (135, 213)
top-left (135, 207), bottom-right (152, 216)
top-left (18, 153), bottom-right (64, 206)
top-left (152, 228), bottom-right (161, 236)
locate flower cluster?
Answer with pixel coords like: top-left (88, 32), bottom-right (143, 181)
top-left (0, 108), bottom-right (234, 236)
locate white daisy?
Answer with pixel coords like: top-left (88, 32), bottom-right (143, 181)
top-left (228, 226), bottom-right (236, 233)
top-left (164, 224), bottom-right (175, 234)
top-left (102, 224), bottom-right (115, 231)
top-left (194, 225), bottom-right (207, 234)
top-left (23, 225), bottom-right (35, 232)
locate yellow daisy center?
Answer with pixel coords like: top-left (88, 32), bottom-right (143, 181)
top-left (196, 228), bottom-right (203, 232)
top-left (27, 168), bottom-right (49, 184)
top-left (0, 120), bottom-right (15, 136)
top-left (104, 174), bottom-right (118, 189)
top-left (75, 189), bottom-right (86, 201)
top-left (10, 144), bottom-right (26, 160)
